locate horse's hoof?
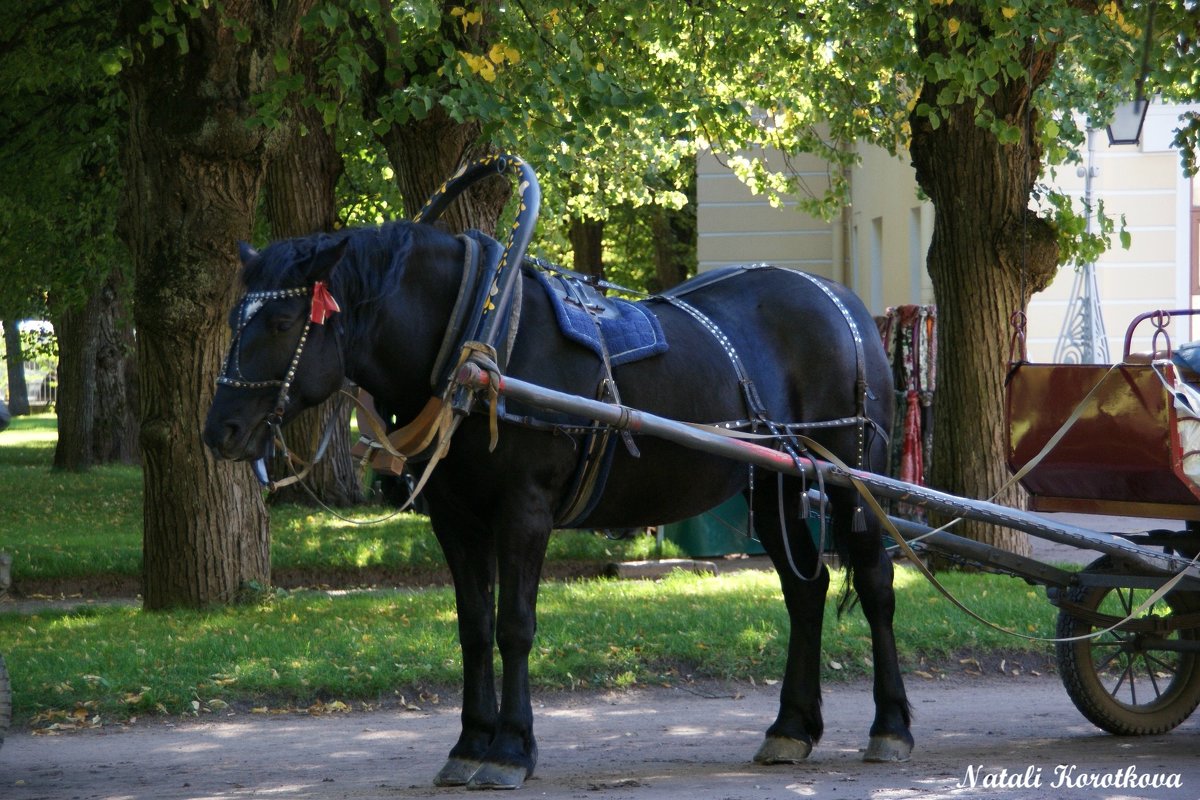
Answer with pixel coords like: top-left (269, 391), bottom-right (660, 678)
top-left (433, 757), bottom-right (482, 786)
top-left (467, 761), bottom-right (528, 790)
top-left (753, 735), bottom-right (812, 764)
top-left (864, 735), bottom-right (913, 762)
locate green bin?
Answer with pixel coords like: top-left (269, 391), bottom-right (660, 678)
top-left (662, 495), bottom-right (837, 559)
top-left (661, 495), bottom-right (765, 557)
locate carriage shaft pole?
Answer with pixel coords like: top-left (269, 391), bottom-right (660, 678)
top-left (458, 364), bottom-right (1200, 581)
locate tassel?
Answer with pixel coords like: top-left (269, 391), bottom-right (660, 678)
top-left (851, 505), bottom-right (867, 534)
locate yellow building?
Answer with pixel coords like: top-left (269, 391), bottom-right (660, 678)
top-left (697, 101), bottom-right (1200, 361)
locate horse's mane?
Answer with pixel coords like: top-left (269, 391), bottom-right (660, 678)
top-left (240, 220), bottom-right (418, 298)
top-left (237, 220), bottom-right (436, 349)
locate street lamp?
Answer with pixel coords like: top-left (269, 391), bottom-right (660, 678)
top-left (1105, 98), bottom-right (1149, 146)
top-left (1105, 0), bottom-right (1156, 147)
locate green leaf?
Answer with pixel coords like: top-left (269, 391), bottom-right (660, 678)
top-left (1120, 229), bottom-right (1131, 249)
top-left (99, 52), bottom-right (123, 77)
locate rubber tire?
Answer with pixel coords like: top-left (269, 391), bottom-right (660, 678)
top-left (1056, 556), bottom-right (1200, 735)
top-left (0, 653), bottom-right (10, 753)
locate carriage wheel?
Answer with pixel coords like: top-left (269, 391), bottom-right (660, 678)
top-left (0, 653), bottom-right (10, 753)
top-left (1056, 557), bottom-right (1200, 735)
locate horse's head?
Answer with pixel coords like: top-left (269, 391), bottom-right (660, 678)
top-left (202, 237), bottom-right (350, 463)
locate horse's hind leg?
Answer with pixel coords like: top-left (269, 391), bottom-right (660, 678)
top-left (750, 473), bottom-right (829, 763)
top-left (828, 484), bottom-right (914, 761)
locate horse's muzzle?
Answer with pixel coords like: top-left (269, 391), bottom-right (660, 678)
top-left (202, 413), bottom-right (271, 462)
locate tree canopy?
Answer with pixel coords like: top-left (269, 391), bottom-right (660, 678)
top-left (2, 0), bottom-right (1197, 596)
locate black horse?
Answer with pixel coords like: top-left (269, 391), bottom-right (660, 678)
top-left (203, 220), bottom-right (912, 788)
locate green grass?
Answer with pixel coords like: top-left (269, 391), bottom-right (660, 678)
top-left (1, 414), bottom-right (1058, 731)
top-left (0, 415), bottom-right (668, 583)
top-left (2, 567), bottom-right (1055, 727)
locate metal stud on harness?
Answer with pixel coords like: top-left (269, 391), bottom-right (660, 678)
top-left (657, 264), bottom-right (878, 580)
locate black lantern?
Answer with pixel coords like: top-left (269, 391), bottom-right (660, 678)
top-left (1106, 98), bottom-right (1149, 146)
top-left (1106, 1), bottom-right (1156, 147)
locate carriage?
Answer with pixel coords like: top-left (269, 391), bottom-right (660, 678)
top-left (204, 156), bottom-right (1200, 789)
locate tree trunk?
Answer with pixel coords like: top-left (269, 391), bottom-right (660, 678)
top-left (118, 1), bottom-right (314, 609)
top-left (569, 216), bottom-right (605, 280)
top-left (92, 267), bottom-right (139, 464)
top-left (363, 3), bottom-right (509, 233)
top-left (377, 110), bottom-right (510, 233)
top-left (49, 290), bottom-right (100, 471)
top-left (263, 70), bottom-right (361, 507)
top-left (647, 204), bottom-right (696, 292)
top-left (2, 320), bottom-right (31, 416)
top-left (909, 25), bottom-right (1060, 556)
top-left (647, 167), bottom-right (696, 292)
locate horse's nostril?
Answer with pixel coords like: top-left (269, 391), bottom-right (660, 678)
top-left (202, 418), bottom-right (241, 456)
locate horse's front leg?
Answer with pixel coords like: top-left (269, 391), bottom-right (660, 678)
top-left (467, 494), bottom-right (554, 790)
top-left (428, 501), bottom-right (500, 787)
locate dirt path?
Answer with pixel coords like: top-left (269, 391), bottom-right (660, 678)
top-left (4, 675), bottom-right (1198, 800)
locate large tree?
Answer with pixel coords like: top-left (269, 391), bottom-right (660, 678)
top-left (118, 0), bottom-right (316, 608)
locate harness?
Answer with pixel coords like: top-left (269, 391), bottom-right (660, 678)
top-left (218, 280), bottom-right (341, 423)
top-left (219, 155), bottom-right (540, 492)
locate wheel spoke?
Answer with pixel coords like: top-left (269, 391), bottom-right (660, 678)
top-left (1143, 651), bottom-right (1179, 679)
top-left (1108, 656), bottom-right (1138, 703)
top-left (1118, 587), bottom-right (1134, 618)
top-left (1142, 656), bottom-right (1164, 699)
top-left (1094, 646), bottom-right (1125, 675)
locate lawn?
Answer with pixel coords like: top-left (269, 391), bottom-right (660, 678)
top-left (0, 413), bottom-right (1058, 730)
top-left (0, 414), bottom-right (667, 584)
top-left (2, 567), bottom-right (1056, 728)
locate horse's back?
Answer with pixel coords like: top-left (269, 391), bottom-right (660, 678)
top-left (641, 265), bottom-right (890, 425)
top-left (564, 265), bottom-right (891, 528)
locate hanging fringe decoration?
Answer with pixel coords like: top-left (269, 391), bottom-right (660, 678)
top-left (878, 304), bottom-right (937, 522)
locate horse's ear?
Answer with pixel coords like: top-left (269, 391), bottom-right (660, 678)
top-left (307, 239), bottom-right (349, 283)
top-left (238, 241), bottom-right (258, 265)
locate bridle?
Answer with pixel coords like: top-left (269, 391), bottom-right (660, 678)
top-left (217, 280), bottom-right (341, 426)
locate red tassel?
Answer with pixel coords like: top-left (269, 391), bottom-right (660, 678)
top-left (310, 280), bottom-right (341, 325)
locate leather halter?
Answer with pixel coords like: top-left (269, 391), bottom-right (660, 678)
top-left (216, 287), bottom-right (319, 424)
top-left (216, 279), bottom-right (344, 492)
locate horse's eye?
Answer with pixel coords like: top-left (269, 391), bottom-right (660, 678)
top-left (268, 313), bottom-right (300, 334)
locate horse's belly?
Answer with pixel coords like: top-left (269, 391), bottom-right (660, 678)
top-left (566, 440), bottom-right (747, 529)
